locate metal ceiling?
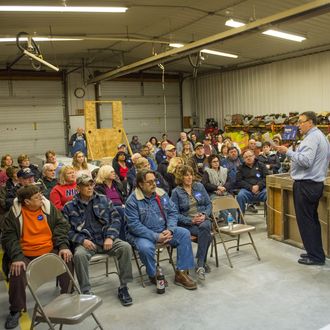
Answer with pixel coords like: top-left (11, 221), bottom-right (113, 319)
top-left (1, 0), bottom-right (330, 78)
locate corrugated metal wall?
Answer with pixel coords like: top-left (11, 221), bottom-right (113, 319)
top-left (0, 80), bottom-right (65, 157)
top-left (190, 51), bottom-right (330, 127)
top-left (100, 80), bottom-right (181, 143)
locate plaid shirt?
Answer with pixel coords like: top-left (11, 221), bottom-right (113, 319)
top-left (63, 192), bottom-right (121, 246)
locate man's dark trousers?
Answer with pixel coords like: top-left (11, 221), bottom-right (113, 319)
top-left (293, 180), bottom-right (325, 263)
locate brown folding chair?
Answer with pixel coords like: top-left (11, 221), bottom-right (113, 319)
top-left (132, 243), bottom-right (176, 287)
top-left (89, 254), bottom-right (119, 279)
top-left (26, 253), bottom-right (104, 330)
top-left (211, 196), bottom-right (261, 268)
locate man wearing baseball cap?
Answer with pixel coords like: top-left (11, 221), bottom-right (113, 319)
top-left (3, 168), bottom-right (36, 211)
top-left (63, 174), bottom-right (133, 306)
top-left (157, 144), bottom-right (177, 179)
top-left (187, 143), bottom-right (207, 181)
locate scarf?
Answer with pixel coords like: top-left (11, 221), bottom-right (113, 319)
top-left (205, 166), bottom-right (228, 186)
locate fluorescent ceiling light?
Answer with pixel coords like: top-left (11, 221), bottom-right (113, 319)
top-left (169, 43), bottom-right (184, 48)
top-left (225, 19), bottom-right (246, 28)
top-left (0, 6), bottom-right (128, 13)
top-left (0, 37), bottom-right (82, 42)
top-left (201, 49), bottom-right (238, 58)
top-left (262, 29), bottom-right (306, 42)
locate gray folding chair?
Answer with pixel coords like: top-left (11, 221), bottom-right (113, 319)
top-left (211, 196), bottom-right (261, 268)
top-left (26, 253), bottom-right (104, 330)
top-left (89, 254), bottom-right (119, 278)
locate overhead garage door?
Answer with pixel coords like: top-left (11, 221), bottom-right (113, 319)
top-left (0, 79), bottom-right (66, 158)
top-left (99, 80), bottom-right (181, 144)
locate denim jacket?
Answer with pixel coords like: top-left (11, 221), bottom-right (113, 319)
top-left (125, 187), bottom-right (178, 245)
top-left (170, 182), bottom-right (212, 226)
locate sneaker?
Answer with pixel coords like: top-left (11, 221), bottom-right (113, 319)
top-left (247, 204), bottom-right (258, 213)
top-left (149, 276), bottom-right (168, 287)
top-left (175, 270), bottom-right (197, 290)
top-left (117, 287), bottom-right (133, 306)
top-left (204, 264), bottom-right (211, 273)
top-left (195, 267), bottom-right (206, 280)
top-left (5, 312), bottom-right (20, 329)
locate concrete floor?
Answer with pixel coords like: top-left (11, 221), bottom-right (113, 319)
top-left (1, 210), bottom-right (330, 330)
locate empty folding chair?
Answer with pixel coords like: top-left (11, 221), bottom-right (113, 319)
top-left (26, 253), bottom-right (104, 330)
top-left (211, 195), bottom-right (261, 268)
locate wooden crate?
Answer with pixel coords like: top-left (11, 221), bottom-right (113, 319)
top-left (266, 173), bottom-right (330, 256)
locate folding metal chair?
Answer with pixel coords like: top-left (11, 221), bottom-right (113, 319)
top-left (89, 254), bottom-right (119, 278)
top-left (211, 195), bottom-right (261, 268)
top-left (132, 243), bottom-right (176, 287)
top-left (26, 253), bottom-right (104, 330)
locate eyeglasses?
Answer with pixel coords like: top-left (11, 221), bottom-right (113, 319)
top-left (243, 154), bottom-right (254, 159)
top-left (297, 119), bottom-right (310, 124)
top-left (144, 179), bottom-right (156, 185)
top-left (211, 160), bottom-right (219, 163)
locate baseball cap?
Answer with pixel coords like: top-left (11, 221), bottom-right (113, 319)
top-left (165, 144), bottom-right (176, 151)
top-left (17, 168), bottom-right (35, 179)
top-left (194, 142), bottom-right (204, 150)
top-left (117, 143), bottom-right (126, 149)
top-left (76, 174), bottom-right (94, 186)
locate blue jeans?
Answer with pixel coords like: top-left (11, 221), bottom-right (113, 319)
top-left (182, 219), bottom-right (212, 268)
top-left (236, 188), bottom-right (267, 214)
top-left (134, 227), bottom-right (195, 277)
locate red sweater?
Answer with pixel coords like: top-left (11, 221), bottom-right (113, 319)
top-left (50, 182), bottom-right (77, 210)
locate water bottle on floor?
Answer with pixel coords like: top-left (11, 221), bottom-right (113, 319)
top-left (227, 212), bottom-right (234, 230)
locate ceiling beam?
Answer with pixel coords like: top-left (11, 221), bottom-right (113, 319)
top-left (88, 0), bottom-right (330, 84)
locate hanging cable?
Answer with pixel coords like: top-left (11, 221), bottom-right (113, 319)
top-left (158, 63), bottom-right (167, 134)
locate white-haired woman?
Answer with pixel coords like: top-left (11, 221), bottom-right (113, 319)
top-left (38, 163), bottom-right (57, 198)
top-left (94, 165), bottom-right (127, 240)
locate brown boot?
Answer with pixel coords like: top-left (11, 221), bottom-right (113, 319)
top-left (174, 270), bottom-right (197, 290)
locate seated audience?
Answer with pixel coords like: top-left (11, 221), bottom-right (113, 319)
top-left (72, 151), bottom-right (91, 177)
top-left (157, 144), bottom-right (176, 178)
top-left (50, 165), bottom-right (77, 210)
top-left (1, 168), bottom-right (35, 212)
top-left (202, 155), bottom-right (229, 197)
top-left (179, 140), bottom-right (194, 164)
top-left (171, 165), bottom-right (212, 280)
top-left (17, 154), bottom-right (41, 180)
top-left (140, 144), bottom-right (157, 171)
top-left (2, 185), bottom-right (72, 329)
top-left (129, 135), bottom-right (142, 154)
top-left (203, 136), bottom-right (216, 157)
top-left (221, 147), bottom-right (243, 193)
top-left (258, 142), bottom-right (281, 174)
top-left (166, 156), bottom-right (184, 195)
top-left (131, 158), bottom-right (169, 194)
top-left (45, 150), bottom-right (64, 177)
top-left (148, 136), bottom-right (159, 157)
top-left (37, 163), bottom-right (57, 199)
top-left (69, 127), bottom-right (87, 157)
top-left (236, 149), bottom-right (268, 214)
top-left (155, 140), bottom-right (168, 165)
top-left (113, 151), bottom-right (132, 183)
top-left (219, 144), bottom-right (229, 161)
top-left (125, 169), bottom-right (197, 290)
top-left (187, 142), bottom-right (207, 181)
top-left (94, 165), bottom-right (127, 240)
top-left (189, 132), bottom-right (198, 147)
top-left (63, 174), bottom-right (133, 305)
top-left (0, 154), bottom-right (14, 187)
top-left (223, 136), bottom-right (241, 154)
top-left (214, 134), bottom-right (224, 154)
top-left (176, 132), bottom-right (193, 155)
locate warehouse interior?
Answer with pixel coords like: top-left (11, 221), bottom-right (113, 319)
top-left (0, 0), bottom-right (330, 329)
